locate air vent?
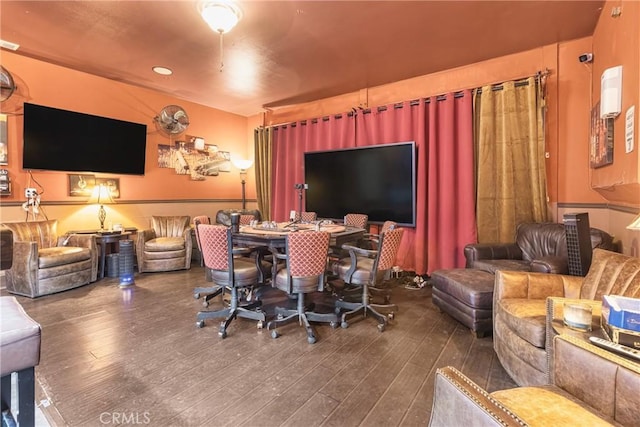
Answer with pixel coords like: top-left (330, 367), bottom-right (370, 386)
top-left (0, 39), bottom-right (20, 51)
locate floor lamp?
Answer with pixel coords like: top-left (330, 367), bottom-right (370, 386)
top-left (232, 158), bottom-right (253, 210)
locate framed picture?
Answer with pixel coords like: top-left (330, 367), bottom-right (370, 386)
top-left (590, 102), bottom-right (614, 168)
top-left (96, 177), bottom-right (120, 199)
top-left (68, 174), bottom-right (95, 197)
top-left (0, 114), bottom-right (7, 165)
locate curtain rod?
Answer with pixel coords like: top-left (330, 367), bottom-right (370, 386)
top-left (271, 70), bottom-right (549, 127)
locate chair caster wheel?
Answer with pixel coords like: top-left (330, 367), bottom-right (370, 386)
top-left (218, 330), bottom-right (227, 338)
top-left (388, 312), bottom-right (395, 320)
top-left (308, 336), bottom-right (317, 344)
top-left (377, 323), bottom-right (386, 332)
top-left (271, 330), bottom-right (279, 339)
top-left (341, 321), bottom-right (349, 329)
top-left (196, 320), bottom-right (205, 328)
top-left (194, 293), bottom-right (201, 299)
top-left (257, 321), bottom-right (264, 329)
top-left (330, 321), bottom-right (339, 329)
top-left (202, 300), bottom-right (209, 308)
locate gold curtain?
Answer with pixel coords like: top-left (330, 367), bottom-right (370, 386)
top-left (473, 76), bottom-right (549, 243)
top-left (254, 126), bottom-right (273, 221)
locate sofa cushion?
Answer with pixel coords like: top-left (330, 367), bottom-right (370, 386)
top-left (38, 246), bottom-right (91, 268)
top-left (491, 386), bottom-right (615, 426)
top-left (470, 259), bottom-right (530, 274)
top-left (144, 237), bottom-right (185, 252)
top-left (496, 299), bottom-right (547, 348)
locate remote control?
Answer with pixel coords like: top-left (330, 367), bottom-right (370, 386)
top-left (589, 336), bottom-right (640, 362)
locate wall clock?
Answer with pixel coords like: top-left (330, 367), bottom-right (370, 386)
top-left (0, 66), bottom-right (16, 102)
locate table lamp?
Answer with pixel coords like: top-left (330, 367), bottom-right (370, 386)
top-left (88, 184), bottom-right (115, 230)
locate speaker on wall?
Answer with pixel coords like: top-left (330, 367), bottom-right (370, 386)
top-left (563, 212), bottom-right (592, 277)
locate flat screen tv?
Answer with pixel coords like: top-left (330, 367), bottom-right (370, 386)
top-left (304, 142), bottom-right (416, 227)
top-left (23, 102), bottom-right (147, 175)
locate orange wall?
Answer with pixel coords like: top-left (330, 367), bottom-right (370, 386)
top-left (0, 51), bottom-right (254, 204)
top-left (590, 0), bottom-right (640, 206)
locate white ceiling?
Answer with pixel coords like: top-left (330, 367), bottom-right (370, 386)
top-left (0, 1), bottom-right (605, 117)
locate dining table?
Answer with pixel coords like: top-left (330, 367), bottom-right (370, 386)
top-left (232, 222), bottom-right (366, 250)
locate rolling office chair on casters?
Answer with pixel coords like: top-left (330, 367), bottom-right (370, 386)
top-left (194, 224), bottom-right (269, 338)
top-left (334, 227), bottom-right (404, 332)
top-left (192, 215), bottom-right (226, 307)
top-left (267, 231), bottom-right (338, 344)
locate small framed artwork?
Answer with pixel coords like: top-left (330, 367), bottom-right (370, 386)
top-left (590, 102), bottom-right (614, 169)
top-left (68, 174), bottom-right (95, 197)
top-left (96, 177), bottom-right (120, 199)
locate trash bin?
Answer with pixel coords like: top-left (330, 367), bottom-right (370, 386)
top-left (106, 253), bottom-right (119, 278)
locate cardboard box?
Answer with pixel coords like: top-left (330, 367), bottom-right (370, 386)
top-left (601, 295), bottom-right (640, 332)
top-left (601, 295), bottom-right (640, 349)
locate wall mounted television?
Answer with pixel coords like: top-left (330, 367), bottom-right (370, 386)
top-left (22, 102), bottom-right (147, 175)
top-left (304, 141), bottom-right (416, 227)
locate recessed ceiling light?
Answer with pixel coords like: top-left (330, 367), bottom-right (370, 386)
top-left (152, 66), bottom-right (173, 76)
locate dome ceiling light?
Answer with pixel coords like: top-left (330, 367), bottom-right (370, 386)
top-left (199, 0), bottom-right (243, 72)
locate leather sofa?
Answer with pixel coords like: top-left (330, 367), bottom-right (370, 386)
top-left (493, 248), bottom-right (640, 386)
top-left (464, 222), bottom-right (616, 274)
top-left (136, 216), bottom-right (192, 273)
top-left (430, 334), bottom-right (640, 426)
top-left (1, 220), bottom-right (98, 297)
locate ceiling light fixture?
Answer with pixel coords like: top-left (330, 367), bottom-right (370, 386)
top-left (199, 0), bottom-right (242, 72)
top-left (152, 66), bottom-right (173, 76)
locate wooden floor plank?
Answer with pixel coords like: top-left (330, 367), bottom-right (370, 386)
top-left (0, 270), bottom-right (517, 427)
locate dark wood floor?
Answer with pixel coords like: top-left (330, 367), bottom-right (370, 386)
top-left (2, 267), bottom-right (516, 427)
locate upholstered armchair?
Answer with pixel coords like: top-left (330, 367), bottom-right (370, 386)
top-left (493, 248), bottom-right (640, 386)
top-left (430, 334), bottom-right (640, 426)
top-left (1, 220), bottom-right (98, 298)
top-left (464, 222), bottom-right (616, 274)
top-left (136, 216), bottom-right (192, 273)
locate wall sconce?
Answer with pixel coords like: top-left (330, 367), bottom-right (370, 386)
top-left (88, 184), bottom-right (115, 230)
top-left (627, 213), bottom-right (640, 231)
top-left (231, 158), bottom-right (253, 210)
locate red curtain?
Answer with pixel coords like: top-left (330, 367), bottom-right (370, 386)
top-left (271, 114), bottom-right (355, 222)
top-left (271, 92), bottom-right (476, 274)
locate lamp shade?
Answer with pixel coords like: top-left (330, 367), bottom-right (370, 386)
top-left (88, 184), bottom-right (115, 205)
top-left (232, 158), bottom-right (253, 171)
top-left (200, 1), bottom-right (242, 33)
top-left (627, 214), bottom-right (640, 230)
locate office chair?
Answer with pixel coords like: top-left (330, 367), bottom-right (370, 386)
top-left (334, 227), bottom-right (404, 332)
top-left (267, 230), bottom-right (338, 344)
top-left (293, 211), bottom-right (317, 223)
top-left (195, 224), bottom-right (269, 338)
top-left (344, 213), bottom-right (368, 229)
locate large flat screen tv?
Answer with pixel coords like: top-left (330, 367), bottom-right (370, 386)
top-left (304, 142), bottom-right (416, 227)
top-left (23, 102), bottom-right (147, 175)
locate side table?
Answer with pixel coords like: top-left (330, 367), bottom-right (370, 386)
top-left (95, 232), bottom-right (132, 279)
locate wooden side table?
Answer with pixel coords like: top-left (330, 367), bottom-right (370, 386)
top-left (95, 232), bottom-right (132, 279)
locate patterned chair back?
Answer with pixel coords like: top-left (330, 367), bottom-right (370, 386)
top-left (380, 220), bottom-right (397, 234)
top-left (239, 214), bottom-right (255, 225)
top-left (286, 231), bottom-right (330, 278)
top-left (193, 216), bottom-right (211, 259)
top-left (344, 213), bottom-right (368, 229)
top-left (197, 224), bottom-right (230, 271)
top-left (294, 211), bottom-right (317, 223)
top-left (375, 227), bottom-right (404, 272)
